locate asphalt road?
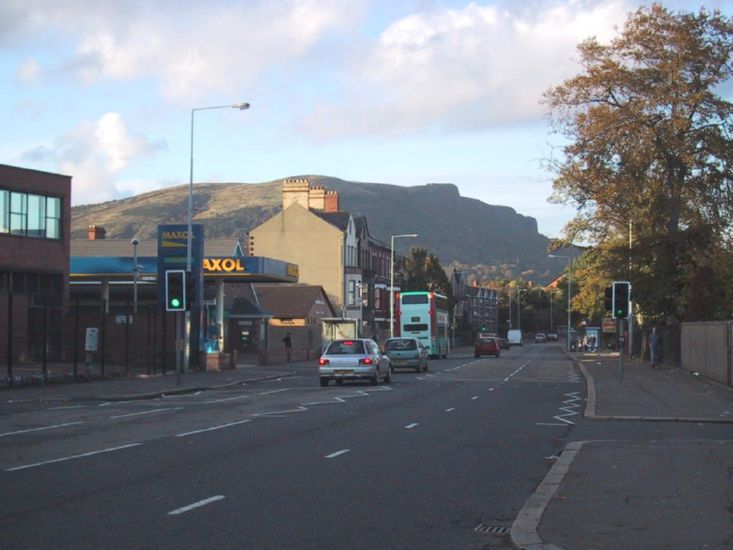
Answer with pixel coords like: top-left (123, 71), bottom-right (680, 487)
top-left (1, 344), bottom-right (583, 549)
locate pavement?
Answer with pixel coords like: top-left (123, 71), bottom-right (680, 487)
top-left (3, 348), bottom-right (732, 548)
top-left (511, 351), bottom-right (733, 550)
top-left (0, 361), bottom-right (302, 402)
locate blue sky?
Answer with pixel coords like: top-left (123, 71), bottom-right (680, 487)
top-left (1, 0), bottom-right (730, 238)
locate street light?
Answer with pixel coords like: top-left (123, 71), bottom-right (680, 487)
top-left (186, 102), bottom-right (250, 374)
top-left (131, 237), bottom-right (140, 314)
top-left (390, 233), bottom-right (418, 338)
top-left (517, 288), bottom-right (527, 332)
top-left (187, 102), bottom-right (250, 272)
top-left (548, 254), bottom-right (572, 350)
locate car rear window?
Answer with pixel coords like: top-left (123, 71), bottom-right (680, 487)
top-left (385, 339), bottom-right (417, 351)
top-left (326, 340), bottom-right (366, 355)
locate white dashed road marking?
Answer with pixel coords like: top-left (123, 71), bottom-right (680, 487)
top-left (6, 443), bottom-right (142, 472)
top-left (404, 423), bottom-right (419, 429)
top-left (0, 421), bottom-right (85, 438)
top-left (168, 495), bottom-right (225, 516)
top-left (325, 449), bottom-right (350, 459)
top-left (176, 419), bottom-right (251, 438)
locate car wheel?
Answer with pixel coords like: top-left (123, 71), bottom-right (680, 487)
top-left (415, 366), bottom-right (421, 373)
top-left (384, 370), bottom-right (391, 384)
top-left (424, 363), bottom-right (429, 372)
top-left (319, 378), bottom-right (329, 387)
top-left (370, 369), bottom-right (379, 386)
top-left (474, 353), bottom-right (479, 358)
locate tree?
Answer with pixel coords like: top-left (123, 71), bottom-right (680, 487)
top-left (400, 247), bottom-right (451, 297)
top-left (545, 4), bottom-right (733, 322)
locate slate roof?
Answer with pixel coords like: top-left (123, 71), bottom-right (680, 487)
top-left (252, 284), bottom-right (335, 318)
top-left (70, 238), bottom-right (245, 257)
top-left (310, 210), bottom-right (351, 231)
top-left (230, 297), bottom-right (269, 317)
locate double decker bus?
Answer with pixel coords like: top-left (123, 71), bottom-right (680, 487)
top-left (396, 291), bottom-right (450, 358)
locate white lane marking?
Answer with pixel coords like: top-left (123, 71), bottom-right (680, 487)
top-left (325, 449), bottom-right (350, 459)
top-left (110, 407), bottom-right (181, 419)
top-left (49, 405), bottom-right (88, 410)
top-left (0, 421), bottom-right (84, 438)
top-left (404, 423), bottom-right (419, 429)
top-left (504, 364), bottom-right (527, 382)
top-left (471, 396), bottom-right (479, 400)
top-left (168, 495), bottom-right (225, 516)
top-left (99, 401), bottom-right (131, 407)
top-left (536, 423), bottom-right (568, 426)
top-left (176, 419), bottom-right (251, 438)
top-left (206, 394), bottom-right (252, 404)
top-left (6, 443), bottom-right (142, 472)
top-left (446, 408), bottom-right (456, 412)
top-left (258, 388), bottom-right (291, 396)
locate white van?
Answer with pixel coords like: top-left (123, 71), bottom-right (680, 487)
top-left (507, 329), bottom-right (523, 346)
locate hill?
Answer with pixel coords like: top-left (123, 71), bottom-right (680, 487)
top-left (70, 176), bottom-right (562, 283)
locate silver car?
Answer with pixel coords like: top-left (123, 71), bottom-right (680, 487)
top-left (383, 337), bottom-right (428, 373)
top-left (319, 339), bottom-right (391, 387)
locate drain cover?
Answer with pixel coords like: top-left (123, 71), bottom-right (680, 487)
top-left (474, 524), bottom-right (510, 535)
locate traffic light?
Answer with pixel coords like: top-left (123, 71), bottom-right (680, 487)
top-left (165, 270), bottom-right (186, 312)
top-left (612, 281), bottom-right (631, 319)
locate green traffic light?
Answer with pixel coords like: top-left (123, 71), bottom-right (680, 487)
top-left (170, 298), bottom-right (181, 308)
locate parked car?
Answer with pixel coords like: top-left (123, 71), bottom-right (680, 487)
top-left (546, 332), bottom-right (559, 342)
top-left (507, 329), bottom-right (523, 346)
top-left (535, 333), bottom-right (547, 343)
top-left (383, 337), bottom-right (428, 372)
top-left (318, 339), bottom-right (391, 387)
top-left (474, 336), bottom-right (501, 358)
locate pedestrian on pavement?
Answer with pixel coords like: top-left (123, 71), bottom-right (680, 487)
top-left (283, 332), bottom-right (292, 361)
top-left (649, 327), bottom-right (661, 368)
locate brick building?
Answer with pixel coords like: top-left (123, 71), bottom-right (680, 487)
top-left (0, 164), bottom-right (71, 364)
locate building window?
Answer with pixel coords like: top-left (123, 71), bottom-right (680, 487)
top-left (348, 280), bottom-right (356, 305)
top-left (0, 189), bottom-right (62, 239)
top-left (374, 288), bottom-right (382, 310)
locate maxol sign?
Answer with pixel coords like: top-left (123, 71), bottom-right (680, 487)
top-left (157, 224), bottom-right (204, 311)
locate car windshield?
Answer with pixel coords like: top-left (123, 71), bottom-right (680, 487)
top-left (385, 339), bottom-right (417, 351)
top-left (326, 340), bottom-right (366, 355)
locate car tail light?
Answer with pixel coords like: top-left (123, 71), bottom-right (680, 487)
top-left (359, 357), bottom-right (373, 365)
top-left (319, 358), bottom-right (330, 366)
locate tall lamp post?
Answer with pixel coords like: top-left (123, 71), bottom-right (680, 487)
top-left (517, 288), bottom-right (527, 333)
top-left (390, 233), bottom-right (418, 338)
top-left (548, 254), bottom-right (572, 350)
top-left (186, 102), bottom-right (250, 372)
top-left (131, 237), bottom-right (140, 314)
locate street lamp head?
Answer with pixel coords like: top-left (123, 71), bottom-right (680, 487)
top-left (130, 237), bottom-right (140, 247)
top-left (232, 102), bottom-right (250, 110)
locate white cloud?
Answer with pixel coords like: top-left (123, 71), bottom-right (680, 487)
top-left (302, 0), bottom-right (631, 138)
top-left (18, 58), bottom-right (40, 82)
top-left (5, 0), bottom-right (364, 103)
top-left (22, 112), bottom-right (164, 205)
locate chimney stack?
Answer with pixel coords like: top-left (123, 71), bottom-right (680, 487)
top-left (324, 190), bottom-right (339, 212)
top-left (87, 225), bottom-right (106, 240)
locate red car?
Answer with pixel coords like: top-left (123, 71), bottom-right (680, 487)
top-left (474, 336), bottom-right (501, 358)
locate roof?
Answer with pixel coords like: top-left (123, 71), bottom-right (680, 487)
top-left (70, 238), bottom-right (246, 257)
top-left (310, 210), bottom-right (351, 231)
top-left (252, 284), bottom-right (335, 318)
top-left (230, 297), bottom-right (269, 317)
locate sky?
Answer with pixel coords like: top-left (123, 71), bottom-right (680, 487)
top-left (1, 0), bottom-right (731, 239)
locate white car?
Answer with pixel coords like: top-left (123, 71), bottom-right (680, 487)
top-left (318, 339), bottom-right (391, 387)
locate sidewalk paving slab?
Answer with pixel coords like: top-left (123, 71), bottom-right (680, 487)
top-left (512, 350), bottom-right (733, 550)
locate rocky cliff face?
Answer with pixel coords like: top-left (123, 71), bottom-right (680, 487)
top-left (71, 176), bottom-right (555, 281)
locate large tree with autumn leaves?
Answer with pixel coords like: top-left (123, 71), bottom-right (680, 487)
top-left (546, 4), bottom-right (733, 323)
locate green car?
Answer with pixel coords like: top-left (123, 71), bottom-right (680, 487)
top-left (384, 338), bottom-right (429, 373)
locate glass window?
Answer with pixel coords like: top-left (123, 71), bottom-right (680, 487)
top-left (45, 197), bottom-right (61, 239)
top-left (404, 323), bottom-right (429, 332)
top-left (402, 294), bottom-right (429, 304)
top-left (10, 192), bottom-right (27, 235)
top-left (348, 280), bottom-right (356, 306)
top-left (27, 194), bottom-right (45, 237)
top-left (0, 190), bottom-right (7, 233)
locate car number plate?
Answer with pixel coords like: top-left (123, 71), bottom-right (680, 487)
top-left (392, 360), bottom-right (405, 366)
top-left (335, 370), bottom-right (352, 375)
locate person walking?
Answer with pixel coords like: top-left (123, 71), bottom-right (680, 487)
top-left (649, 327), bottom-right (661, 368)
top-left (283, 332), bottom-right (292, 361)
